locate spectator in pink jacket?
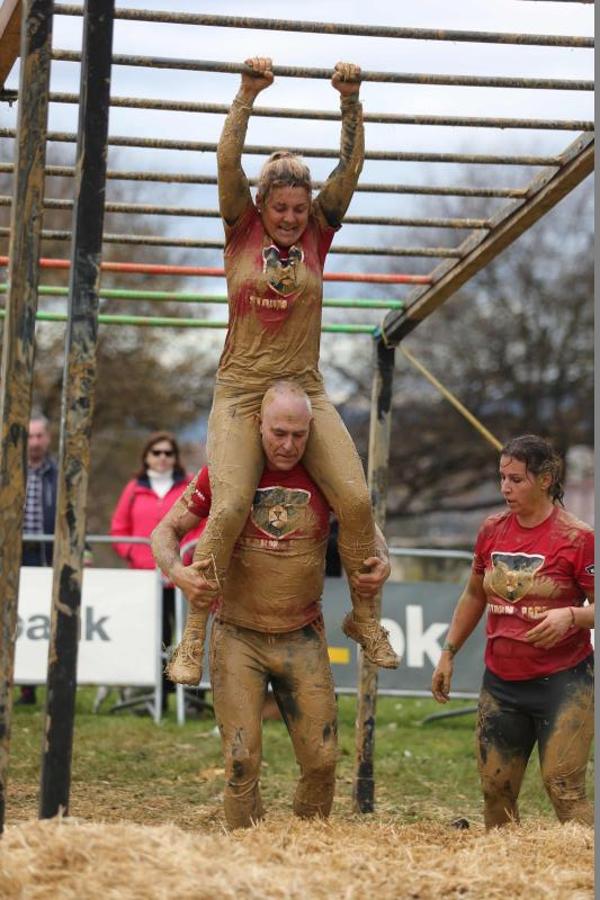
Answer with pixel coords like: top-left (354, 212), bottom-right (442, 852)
top-left (111, 431), bottom-right (202, 709)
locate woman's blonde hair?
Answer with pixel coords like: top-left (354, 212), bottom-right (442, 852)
top-left (256, 151), bottom-right (312, 204)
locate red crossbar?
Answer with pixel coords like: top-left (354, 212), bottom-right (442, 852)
top-left (0, 256), bottom-right (431, 285)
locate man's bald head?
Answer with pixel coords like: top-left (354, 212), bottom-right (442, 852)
top-left (259, 381), bottom-right (313, 472)
top-left (260, 380), bottom-right (312, 418)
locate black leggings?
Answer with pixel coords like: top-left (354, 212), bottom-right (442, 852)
top-left (476, 654), bottom-right (594, 828)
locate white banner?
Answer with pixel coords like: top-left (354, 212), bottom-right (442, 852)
top-left (15, 567), bottom-right (161, 687)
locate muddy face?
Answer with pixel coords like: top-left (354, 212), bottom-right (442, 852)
top-left (258, 186), bottom-right (311, 248)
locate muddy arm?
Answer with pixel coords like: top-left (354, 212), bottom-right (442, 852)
top-left (315, 63), bottom-right (364, 229)
top-left (431, 573), bottom-right (487, 703)
top-left (217, 57), bottom-right (274, 226)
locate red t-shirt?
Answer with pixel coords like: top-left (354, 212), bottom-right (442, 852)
top-left (473, 506), bottom-right (594, 680)
top-left (217, 202), bottom-right (337, 391)
top-left (187, 463), bottom-right (331, 633)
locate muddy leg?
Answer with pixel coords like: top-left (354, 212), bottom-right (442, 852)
top-left (302, 395), bottom-right (398, 668)
top-left (476, 685), bottom-right (535, 829)
top-left (170, 385), bottom-right (264, 684)
top-left (210, 621), bottom-right (268, 829)
top-left (537, 657), bottom-right (594, 826)
top-left (271, 618), bottom-right (338, 819)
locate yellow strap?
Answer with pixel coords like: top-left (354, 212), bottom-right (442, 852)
top-left (400, 345), bottom-right (502, 452)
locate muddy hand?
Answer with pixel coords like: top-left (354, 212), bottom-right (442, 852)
top-left (331, 61), bottom-right (361, 97)
top-left (242, 56), bottom-right (274, 94)
top-left (351, 555), bottom-right (390, 600)
top-left (431, 658), bottom-right (453, 704)
top-left (174, 558), bottom-right (220, 611)
top-left (525, 607), bottom-right (574, 649)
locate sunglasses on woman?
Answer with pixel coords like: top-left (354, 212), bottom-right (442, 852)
top-left (150, 448), bottom-right (175, 458)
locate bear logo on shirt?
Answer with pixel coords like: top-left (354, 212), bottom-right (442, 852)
top-left (262, 244), bottom-right (304, 297)
top-left (489, 552), bottom-right (545, 603)
top-left (251, 486), bottom-right (311, 539)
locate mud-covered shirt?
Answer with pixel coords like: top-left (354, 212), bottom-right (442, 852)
top-left (473, 507), bottom-right (594, 680)
top-left (187, 463), bottom-right (331, 633)
top-left (217, 202), bottom-right (336, 391)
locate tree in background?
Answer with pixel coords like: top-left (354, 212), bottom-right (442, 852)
top-left (329, 178), bottom-right (593, 535)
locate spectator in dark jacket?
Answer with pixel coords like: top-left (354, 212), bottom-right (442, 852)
top-left (18, 414), bottom-right (58, 704)
top-left (22, 414), bottom-right (57, 568)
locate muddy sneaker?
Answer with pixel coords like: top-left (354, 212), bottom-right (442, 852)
top-left (342, 612), bottom-right (400, 668)
top-left (167, 639), bottom-right (204, 685)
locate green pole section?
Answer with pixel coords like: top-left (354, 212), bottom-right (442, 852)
top-left (0, 284), bottom-right (404, 310)
top-left (0, 309), bottom-right (378, 334)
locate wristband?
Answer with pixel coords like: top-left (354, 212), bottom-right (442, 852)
top-left (442, 641), bottom-right (458, 657)
top-left (568, 607), bottom-right (576, 627)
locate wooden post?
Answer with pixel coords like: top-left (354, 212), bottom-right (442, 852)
top-left (39, 0), bottom-right (114, 819)
top-left (353, 338), bottom-right (395, 813)
top-left (0, 0), bottom-right (53, 834)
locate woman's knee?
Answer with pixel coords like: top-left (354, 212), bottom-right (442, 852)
top-left (330, 485), bottom-right (372, 529)
top-left (543, 770), bottom-right (591, 823)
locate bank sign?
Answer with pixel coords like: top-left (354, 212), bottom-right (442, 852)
top-left (15, 567), bottom-right (161, 687)
top-left (321, 578), bottom-right (485, 698)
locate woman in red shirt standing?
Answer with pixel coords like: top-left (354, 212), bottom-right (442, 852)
top-left (111, 431), bottom-right (200, 708)
top-left (431, 434), bottom-right (594, 828)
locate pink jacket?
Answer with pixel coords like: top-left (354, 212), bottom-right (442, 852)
top-left (110, 474), bottom-right (200, 570)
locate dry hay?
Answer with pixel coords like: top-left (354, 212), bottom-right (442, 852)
top-left (0, 814), bottom-right (593, 900)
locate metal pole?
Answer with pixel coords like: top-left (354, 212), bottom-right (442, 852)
top-left (353, 339), bottom-right (395, 813)
top-left (0, 0), bottom-right (54, 835)
top-left (0, 309), bottom-right (381, 334)
top-left (39, 0), bottom-right (114, 820)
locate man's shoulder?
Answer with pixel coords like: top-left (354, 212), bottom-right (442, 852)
top-left (42, 456), bottom-right (58, 478)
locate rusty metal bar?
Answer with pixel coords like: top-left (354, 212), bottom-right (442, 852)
top-left (0, 163), bottom-right (529, 197)
top-left (0, 128), bottom-right (565, 166)
top-left (39, 0), bottom-right (114, 821)
top-left (0, 0), bottom-right (54, 834)
top-left (52, 7), bottom-right (593, 48)
top-left (0, 196), bottom-right (489, 230)
top-left (50, 52), bottom-right (594, 91)
top-left (0, 227), bottom-right (462, 258)
top-left (31, 93), bottom-right (593, 132)
top-left (353, 340), bottom-right (395, 814)
top-left (380, 133), bottom-right (594, 345)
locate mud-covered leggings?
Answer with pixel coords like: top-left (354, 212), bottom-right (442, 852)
top-left (476, 654), bottom-right (594, 828)
top-left (210, 616), bottom-right (338, 829)
top-left (193, 380), bottom-right (376, 615)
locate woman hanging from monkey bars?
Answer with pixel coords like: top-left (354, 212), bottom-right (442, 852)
top-left (166, 56), bottom-right (399, 684)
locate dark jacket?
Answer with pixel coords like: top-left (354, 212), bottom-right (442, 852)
top-left (22, 457), bottom-right (58, 567)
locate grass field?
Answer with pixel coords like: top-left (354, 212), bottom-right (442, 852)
top-left (8, 688), bottom-right (590, 829)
